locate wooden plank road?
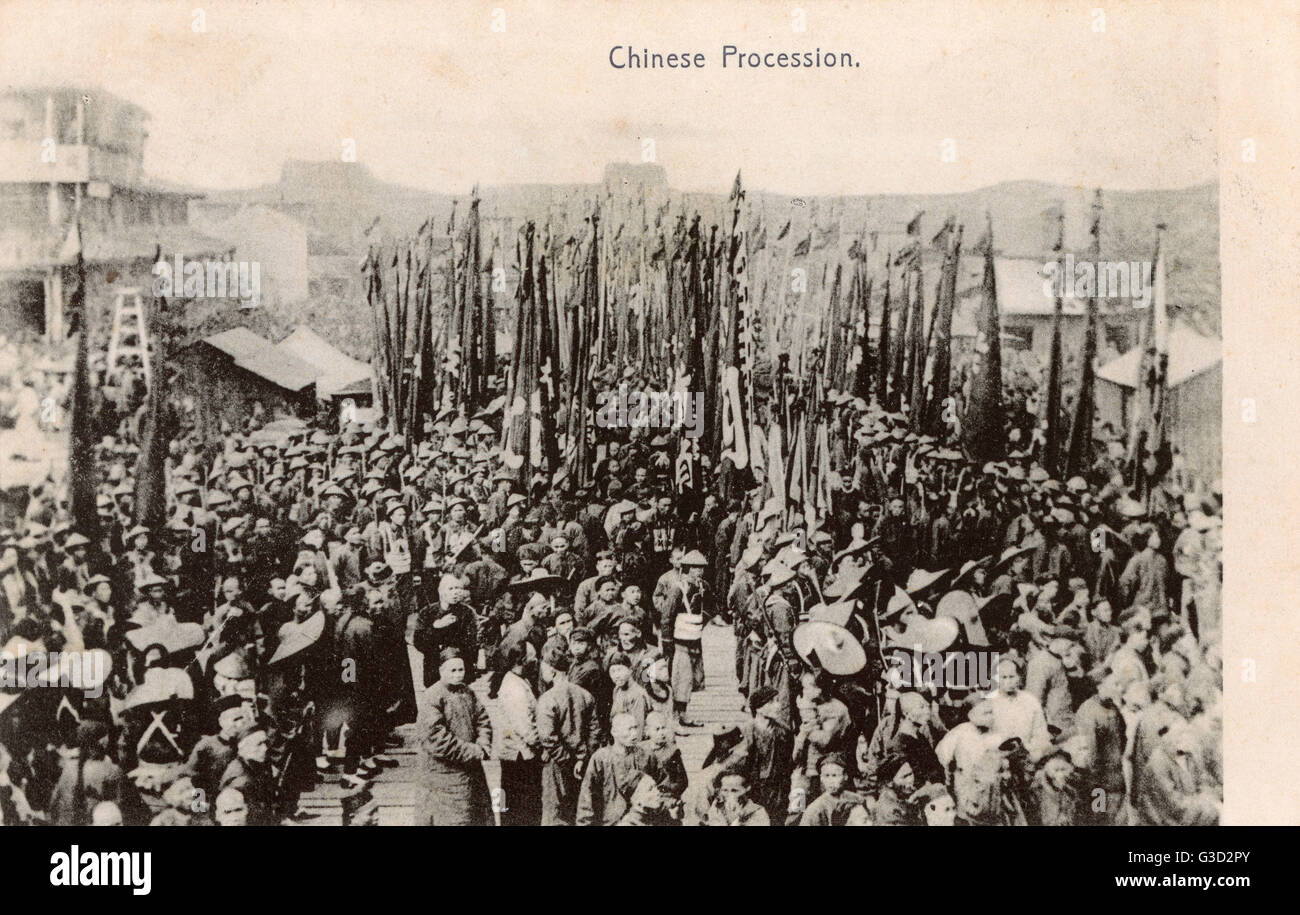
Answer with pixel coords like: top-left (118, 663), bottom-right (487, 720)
top-left (296, 623), bottom-right (748, 825)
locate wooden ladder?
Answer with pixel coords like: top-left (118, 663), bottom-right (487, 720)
top-left (105, 287), bottom-right (150, 388)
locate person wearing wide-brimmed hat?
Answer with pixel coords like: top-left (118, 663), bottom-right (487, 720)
top-left (987, 544), bottom-right (1034, 599)
top-left (0, 535), bottom-right (35, 632)
top-left (129, 571), bottom-right (175, 627)
top-left (727, 545), bottom-right (763, 692)
top-left (659, 550), bottom-right (713, 731)
top-left (371, 497), bottom-right (416, 623)
top-left (55, 531), bottom-right (93, 594)
top-left (437, 497), bottom-right (477, 569)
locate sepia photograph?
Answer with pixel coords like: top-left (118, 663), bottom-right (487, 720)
top-left (1, 0), bottom-right (1292, 888)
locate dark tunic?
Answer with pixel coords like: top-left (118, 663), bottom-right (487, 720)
top-left (416, 681), bottom-right (493, 826)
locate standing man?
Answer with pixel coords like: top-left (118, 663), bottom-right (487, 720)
top-left (536, 649), bottom-right (598, 825)
top-left (576, 712), bottom-right (664, 826)
top-left (417, 648), bottom-right (494, 826)
top-left (497, 642), bottom-right (542, 826)
top-left (659, 550), bottom-right (713, 731)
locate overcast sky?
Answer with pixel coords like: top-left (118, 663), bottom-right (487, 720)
top-left (0, 0), bottom-right (1219, 196)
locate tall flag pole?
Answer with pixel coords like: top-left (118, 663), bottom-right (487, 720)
top-left (890, 262), bottom-right (908, 412)
top-left (923, 219), bottom-right (961, 435)
top-left (536, 246), bottom-right (561, 481)
top-left (962, 214), bottom-right (1004, 461)
top-left (674, 214), bottom-right (706, 513)
top-left (823, 262), bottom-right (845, 392)
top-left (877, 259), bottom-right (893, 409)
top-left (1043, 206), bottom-right (1066, 473)
top-left (67, 215), bottom-right (100, 543)
top-left (908, 274), bottom-right (925, 423)
top-left (364, 249), bottom-right (389, 422)
top-left (415, 226), bottom-right (439, 439)
top-left (703, 224), bottom-right (721, 463)
top-left (442, 203), bottom-right (463, 415)
top-left (1066, 190), bottom-right (1103, 478)
top-left (502, 225), bottom-right (533, 476)
top-left (719, 171), bottom-right (752, 476)
top-left (462, 194), bottom-right (483, 412)
top-left (1128, 223), bottom-right (1170, 499)
top-left (851, 264), bottom-right (874, 401)
top-left (568, 208), bottom-right (600, 487)
top-left (906, 225), bottom-right (928, 427)
top-left (134, 245), bottom-right (170, 529)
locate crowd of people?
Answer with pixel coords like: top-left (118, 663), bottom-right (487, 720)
top-left (0, 340), bottom-right (1223, 827)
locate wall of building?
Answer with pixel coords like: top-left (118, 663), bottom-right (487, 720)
top-left (174, 344), bottom-right (315, 435)
top-left (1096, 363), bottom-right (1222, 486)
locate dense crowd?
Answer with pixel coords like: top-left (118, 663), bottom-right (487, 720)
top-left (0, 347), bottom-right (1222, 827)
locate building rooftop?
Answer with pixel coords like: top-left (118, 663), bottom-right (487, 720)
top-left (199, 327), bottom-right (318, 392)
top-left (0, 222), bottom-right (233, 271)
top-left (0, 85), bottom-right (151, 121)
top-left (275, 325), bottom-right (371, 397)
top-left (1097, 322), bottom-right (1222, 389)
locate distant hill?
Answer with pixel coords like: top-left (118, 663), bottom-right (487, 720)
top-left (191, 162), bottom-right (1220, 336)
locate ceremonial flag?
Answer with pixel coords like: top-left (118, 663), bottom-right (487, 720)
top-left (749, 414), bottom-right (768, 485)
top-left (877, 264), bottom-right (893, 408)
top-left (67, 217), bottom-right (100, 543)
top-left (566, 210), bottom-right (600, 486)
top-left (852, 271), bottom-right (874, 400)
top-left (461, 196), bottom-right (484, 411)
top-left (822, 263), bottom-right (844, 391)
top-left (813, 420), bottom-right (833, 523)
top-left (962, 216), bottom-right (1004, 461)
top-left (536, 251), bottom-right (561, 479)
top-left (767, 421), bottom-right (787, 510)
top-left (890, 264), bottom-right (908, 412)
top-left (133, 249), bottom-right (169, 530)
top-left (502, 226), bottom-right (534, 474)
top-left (719, 171), bottom-right (752, 474)
top-left (1043, 205), bottom-right (1066, 473)
top-left (922, 220), bottom-right (962, 436)
top-left (1128, 224), bottom-right (1171, 496)
top-left (719, 366), bottom-right (749, 470)
top-left (787, 420), bottom-right (808, 508)
top-left (905, 216), bottom-right (927, 425)
top-left (675, 419), bottom-right (698, 505)
top-left (1066, 191), bottom-right (1103, 477)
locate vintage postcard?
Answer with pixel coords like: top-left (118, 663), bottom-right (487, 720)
top-left (0, 0), bottom-right (1295, 890)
